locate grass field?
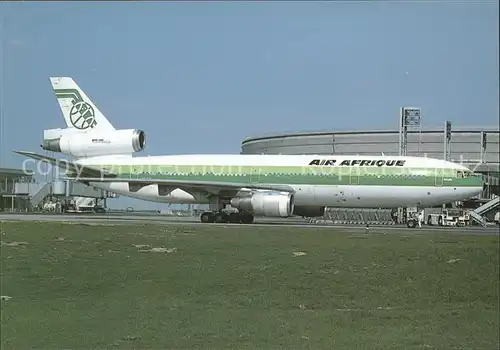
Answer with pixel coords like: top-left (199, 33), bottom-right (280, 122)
top-left (1, 222), bottom-right (498, 349)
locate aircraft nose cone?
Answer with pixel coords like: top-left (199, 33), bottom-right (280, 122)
top-left (469, 186), bottom-right (484, 198)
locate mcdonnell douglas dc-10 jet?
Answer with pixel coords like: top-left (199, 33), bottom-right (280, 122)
top-left (15, 77), bottom-right (483, 225)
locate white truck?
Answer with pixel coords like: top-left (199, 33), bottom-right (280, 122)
top-left (427, 209), bottom-right (470, 227)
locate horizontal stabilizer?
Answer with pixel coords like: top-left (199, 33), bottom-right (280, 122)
top-left (13, 151), bottom-right (116, 179)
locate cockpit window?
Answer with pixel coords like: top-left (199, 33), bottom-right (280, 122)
top-left (457, 170), bottom-right (477, 178)
top-left (463, 170), bottom-right (480, 178)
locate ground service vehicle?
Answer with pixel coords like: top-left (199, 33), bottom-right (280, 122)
top-left (427, 209), bottom-right (470, 227)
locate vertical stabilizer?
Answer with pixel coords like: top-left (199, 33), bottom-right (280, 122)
top-left (50, 77), bottom-right (115, 133)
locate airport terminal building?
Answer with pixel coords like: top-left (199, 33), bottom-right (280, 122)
top-left (241, 127), bottom-right (499, 163)
top-left (0, 166), bottom-right (116, 213)
top-left (241, 127), bottom-right (499, 172)
top-left (0, 168), bottom-right (34, 211)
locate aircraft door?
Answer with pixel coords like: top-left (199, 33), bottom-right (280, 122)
top-left (349, 167), bottom-right (360, 185)
top-left (434, 168), bottom-right (444, 186)
top-left (250, 167), bottom-right (261, 184)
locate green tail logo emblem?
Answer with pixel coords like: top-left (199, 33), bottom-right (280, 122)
top-left (54, 88), bottom-right (97, 130)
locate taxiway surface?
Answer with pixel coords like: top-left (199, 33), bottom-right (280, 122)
top-left (1, 213), bottom-right (498, 235)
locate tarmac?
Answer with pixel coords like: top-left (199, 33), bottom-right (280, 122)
top-left (1, 212), bottom-right (499, 235)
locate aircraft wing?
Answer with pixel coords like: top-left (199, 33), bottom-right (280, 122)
top-left (72, 177), bottom-right (295, 195)
top-left (13, 150), bottom-right (294, 195)
top-left (13, 150), bottom-right (117, 178)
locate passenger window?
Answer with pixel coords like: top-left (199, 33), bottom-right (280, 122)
top-left (457, 171), bottom-right (464, 178)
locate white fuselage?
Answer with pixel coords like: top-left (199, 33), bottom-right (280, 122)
top-left (76, 154), bottom-right (483, 209)
top-left (89, 182), bottom-right (481, 209)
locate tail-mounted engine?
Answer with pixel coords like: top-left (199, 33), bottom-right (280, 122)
top-left (42, 129), bottom-right (146, 158)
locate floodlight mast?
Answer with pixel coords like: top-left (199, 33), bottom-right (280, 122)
top-left (398, 107), bottom-right (422, 224)
top-left (444, 121), bottom-right (452, 161)
top-left (399, 107), bottom-right (422, 157)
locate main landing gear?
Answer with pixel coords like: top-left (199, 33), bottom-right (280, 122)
top-left (200, 195), bottom-right (254, 224)
top-left (200, 210), bottom-right (254, 224)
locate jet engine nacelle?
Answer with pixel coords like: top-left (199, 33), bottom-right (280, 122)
top-left (230, 191), bottom-right (294, 217)
top-left (42, 129), bottom-right (146, 158)
top-left (293, 206), bottom-right (326, 218)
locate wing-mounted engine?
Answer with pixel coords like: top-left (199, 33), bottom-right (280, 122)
top-left (293, 206), bottom-right (325, 217)
top-left (230, 191), bottom-right (294, 217)
top-left (42, 129), bottom-right (146, 158)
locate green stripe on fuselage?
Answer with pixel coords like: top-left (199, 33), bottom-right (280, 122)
top-left (91, 164), bottom-right (482, 187)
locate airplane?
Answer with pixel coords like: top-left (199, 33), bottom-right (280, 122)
top-left (14, 77), bottom-right (484, 226)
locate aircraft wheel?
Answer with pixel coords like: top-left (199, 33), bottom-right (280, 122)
top-left (240, 213), bottom-right (254, 224)
top-left (200, 212), bottom-right (214, 223)
top-left (214, 212), bottom-right (227, 223)
top-left (228, 212), bottom-right (240, 223)
top-left (407, 219), bottom-right (417, 228)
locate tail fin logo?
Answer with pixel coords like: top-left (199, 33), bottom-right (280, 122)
top-left (54, 88), bottom-right (97, 130)
top-left (70, 101), bottom-right (96, 130)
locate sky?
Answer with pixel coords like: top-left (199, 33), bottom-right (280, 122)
top-left (0, 1), bottom-right (498, 209)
